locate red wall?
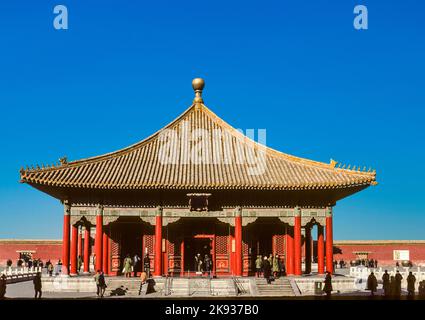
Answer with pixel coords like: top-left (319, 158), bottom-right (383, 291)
top-left (332, 242), bottom-right (425, 265)
top-left (0, 240), bottom-right (62, 266)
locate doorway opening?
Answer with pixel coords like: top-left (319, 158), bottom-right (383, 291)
top-left (184, 237), bottom-right (212, 272)
top-left (120, 223), bottom-right (143, 272)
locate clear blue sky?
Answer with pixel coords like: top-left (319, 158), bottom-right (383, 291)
top-left (0, 1), bottom-right (424, 239)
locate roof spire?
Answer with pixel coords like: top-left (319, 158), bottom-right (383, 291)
top-left (192, 78), bottom-right (205, 104)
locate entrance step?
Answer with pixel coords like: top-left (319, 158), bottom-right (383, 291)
top-left (168, 278), bottom-right (238, 297)
top-left (254, 277), bottom-right (295, 296)
top-left (169, 278), bottom-right (190, 296)
top-left (211, 278), bottom-right (238, 296)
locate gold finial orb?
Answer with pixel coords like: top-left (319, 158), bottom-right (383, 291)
top-left (192, 78), bottom-right (205, 91)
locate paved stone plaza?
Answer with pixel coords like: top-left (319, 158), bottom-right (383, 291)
top-left (3, 266), bottom-right (424, 299)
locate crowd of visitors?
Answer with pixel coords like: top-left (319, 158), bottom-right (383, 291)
top-left (194, 253), bottom-right (213, 276)
top-left (366, 269), bottom-right (425, 298)
top-left (121, 253), bottom-right (151, 278)
top-left (255, 254), bottom-right (285, 283)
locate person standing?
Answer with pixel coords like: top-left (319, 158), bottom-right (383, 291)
top-left (323, 272), bottom-right (333, 298)
top-left (272, 254), bottom-right (280, 278)
top-left (204, 254), bottom-right (212, 278)
top-left (94, 270), bottom-right (107, 298)
top-left (382, 270), bottom-right (390, 297)
top-left (195, 253), bottom-right (203, 273)
top-left (407, 271), bottom-right (416, 298)
top-left (367, 272), bottom-right (378, 296)
top-left (57, 259), bottom-right (62, 275)
top-left (418, 280), bottom-right (425, 298)
top-left (143, 253), bottom-right (151, 278)
top-left (77, 255), bottom-right (83, 273)
top-left (255, 255), bottom-right (262, 278)
top-left (33, 272), bottom-right (42, 299)
top-left (47, 262), bottom-right (54, 277)
top-left (0, 274), bottom-right (6, 299)
top-left (390, 276), bottom-right (397, 297)
top-left (133, 254), bottom-right (141, 277)
top-left (395, 270), bottom-right (403, 297)
top-left (123, 254), bottom-right (132, 278)
top-left (262, 257), bottom-right (272, 284)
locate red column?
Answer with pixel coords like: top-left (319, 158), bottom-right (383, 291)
top-left (294, 212), bottom-right (302, 275)
top-left (83, 226), bottom-right (90, 273)
top-left (326, 208), bottom-right (333, 274)
top-left (285, 226), bottom-right (294, 275)
top-left (70, 224), bottom-right (78, 275)
top-left (154, 211), bottom-right (162, 276)
top-left (62, 204), bottom-right (71, 275)
top-left (305, 227), bottom-right (312, 274)
top-left (317, 225), bottom-right (325, 274)
top-left (108, 232), bottom-right (112, 276)
top-left (78, 227), bottom-right (83, 259)
top-left (95, 206), bottom-right (103, 272)
top-left (102, 230), bottom-right (109, 274)
top-left (180, 240), bottom-right (185, 277)
top-left (234, 214), bottom-right (242, 276)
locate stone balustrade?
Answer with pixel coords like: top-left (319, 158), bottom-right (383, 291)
top-left (0, 266), bottom-right (42, 283)
top-left (350, 266), bottom-right (425, 290)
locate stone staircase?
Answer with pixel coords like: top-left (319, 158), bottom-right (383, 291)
top-left (169, 278), bottom-right (190, 296)
top-left (211, 278), bottom-right (238, 296)
top-left (254, 277), bottom-right (296, 296)
top-left (188, 278), bottom-right (211, 296)
top-left (167, 278), bottom-right (237, 297)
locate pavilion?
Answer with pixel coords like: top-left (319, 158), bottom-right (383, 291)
top-left (20, 78), bottom-right (377, 277)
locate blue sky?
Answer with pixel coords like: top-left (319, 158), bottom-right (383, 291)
top-left (0, 1), bottom-right (424, 239)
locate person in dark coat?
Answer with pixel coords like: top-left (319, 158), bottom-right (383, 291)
top-left (94, 270), bottom-right (107, 298)
top-left (390, 276), bottom-right (397, 297)
top-left (367, 272), bottom-right (378, 296)
top-left (323, 272), bottom-right (333, 298)
top-left (395, 270), bottom-right (403, 297)
top-left (382, 270), bottom-right (390, 297)
top-left (418, 280), bottom-right (425, 299)
top-left (0, 274), bottom-right (7, 299)
top-left (262, 257), bottom-right (272, 284)
top-left (143, 254), bottom-right (151, 278)
top-left (407, 271), bottom-right (416, 298)
top-left (33, 272), bottom-right (42, 299)
top-left (204, 254), bottom-right (212, 277)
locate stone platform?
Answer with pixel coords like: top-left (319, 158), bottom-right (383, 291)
top-left (40, 274), bottom-right (361, 298)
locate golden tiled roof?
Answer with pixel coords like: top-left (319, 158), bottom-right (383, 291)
top-left (20, 79), bottom-right (376, 191)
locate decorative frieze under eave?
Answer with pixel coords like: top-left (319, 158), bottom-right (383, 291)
top-left (69, 205), bottom-right (329, 227)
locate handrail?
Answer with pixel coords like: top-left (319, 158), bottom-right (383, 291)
top-left (232, 276), bottom-right (240, 295)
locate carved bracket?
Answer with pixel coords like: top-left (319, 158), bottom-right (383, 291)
top-left (163, 217), bottom-right (181, 226)
top-left (242, 217), bottom-right (258, 226)
top-left (217, 217), bottom-right (234, 227)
